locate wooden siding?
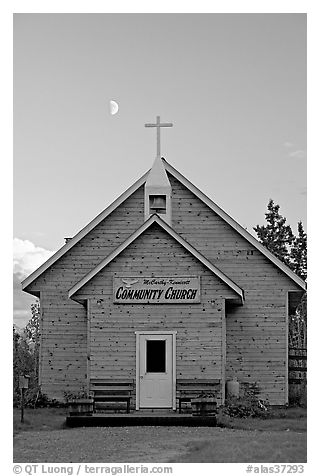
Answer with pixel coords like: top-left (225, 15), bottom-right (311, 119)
top-left (25, 171), bottom-right (303, 404)
top-left (168, 173), bottom-right (302, 404)
top-left (39, 290), bottom-right (87, 399)
top-left (74, 224), bottom-right (240, 405)
top-left (30, 186), bottom-right (145, 399)
top-left (25, 185), bottom-right (145, 293)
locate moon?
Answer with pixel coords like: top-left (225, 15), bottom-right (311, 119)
top-left (110, 100), bottom-right (119, 115)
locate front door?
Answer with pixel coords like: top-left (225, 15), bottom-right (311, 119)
top-left (138, 333), bottom-right (174, 408)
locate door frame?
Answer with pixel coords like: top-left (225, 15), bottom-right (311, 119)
top-left (135, 331), bottom-right (177, 410)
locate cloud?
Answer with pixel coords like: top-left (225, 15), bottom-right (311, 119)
top-left (13, 238), bottom-right (55, 327)
top-left (13, 238), bottom-right (54, 280)
top-left (13, 271), bottom-right (37, 327)
top-left (283, 142), bottom-right (306, 159)
top-left (288, 150), bottom-right (306, 159)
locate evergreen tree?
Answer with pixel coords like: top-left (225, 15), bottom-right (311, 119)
top-left (254, 200), bottom-right (307, 353)
top-left (290, 221), bottom-right (307, 280)
top-left (253, 199), bottom-right (295, 266)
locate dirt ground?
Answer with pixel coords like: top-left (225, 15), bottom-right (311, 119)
top-left (13, 425), bottom-right (307, 463)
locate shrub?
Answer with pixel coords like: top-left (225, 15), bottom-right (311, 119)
top-left (63, 386), bottom-right (89, 402)
top-left (14, 387), bottom-right (63, 409)
top-left (223, 383), bottom-right (270, 419)
top-left (26, 388), bottom-right (62, 408)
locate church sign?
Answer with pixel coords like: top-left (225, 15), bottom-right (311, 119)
top-left (113, 276), bottom-right (200, 304)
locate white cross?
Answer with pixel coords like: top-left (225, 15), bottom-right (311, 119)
top-left (145, 116), bottom-right (173, 158)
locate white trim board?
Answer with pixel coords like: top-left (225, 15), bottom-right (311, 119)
top-left (135, 331), bottom-right (177, 411)
top-left (68, 214), bottom-right (244, 303)
top-left (135, 331), bottom-right (177, 335)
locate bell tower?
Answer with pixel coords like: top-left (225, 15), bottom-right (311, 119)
top-left (144, 116), bottom-right (173, 225)
top-left (144, 156), bottom-right (172, 225)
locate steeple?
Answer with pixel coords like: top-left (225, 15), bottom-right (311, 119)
top-left (144, 156), bottom-right (172, 225)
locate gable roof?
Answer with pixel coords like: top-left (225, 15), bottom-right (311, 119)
top-left (68, 214), bottom-right (244, 303)
top-left (163, 159), bottom-right (306, 291)
top-left (22, 170), bottom-right (149, 291)
top-left (22, 158), bottom-right (306, 292)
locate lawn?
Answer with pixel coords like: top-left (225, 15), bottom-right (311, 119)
top-left (171, 429), bottom-right (306, 463)
top-left (218, 406), bottom-right (307, 433)
top-left (13, 407), bottom-right (307, 463)
top-left (13, 407), bottom-right (67, 436)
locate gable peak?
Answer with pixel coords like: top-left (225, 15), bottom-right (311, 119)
top-left (145, 156), bottom-right (171, 188)
top-left (144, 157), bottom-right (172, 225)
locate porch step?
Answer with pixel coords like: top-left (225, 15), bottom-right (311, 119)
top-left (66, 413), bottom-right (217, 427)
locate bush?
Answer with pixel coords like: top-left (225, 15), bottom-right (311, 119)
top-left (26, 388), bottom-right (62, 408)
top-left (63, 387), bottom-right (89, 402)
top-left (223, 384), bottom-right (270, 419)
top-left (14, 387), bottom-right (63, 409)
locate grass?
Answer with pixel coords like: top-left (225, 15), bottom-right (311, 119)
top-left (176, 406), bottom-right (307, 462)
top-left (13, 405), bottom-right (307, 435)
top-left (217, 406), bottom-right (307, 433)
top-left (172, 430), bottom-right (307, 463)
top-left (13, 407), bottom-right (67, 436)
top-left (13, 406), bottom-right (307, 463)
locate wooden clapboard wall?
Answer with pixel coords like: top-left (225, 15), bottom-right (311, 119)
top-left (73, 224), bottom-right (240, 405)
top-left (25, 172), bottom-right (302, 404)
top-left (168, 174), bottom-right (302, 404)
top-left (26, 185), bottom-right (145, 398)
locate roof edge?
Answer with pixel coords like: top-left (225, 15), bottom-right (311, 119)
top-left (22, 169), bottom-right (150, 291)
top-left (69, 214), bottom-right (244, 302)
top-left (163, 160), bottom-right (306, 291)
top-left (22, 157), bottom-right (305, 294)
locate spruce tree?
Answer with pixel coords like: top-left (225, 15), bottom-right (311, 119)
top-left (254, 200), bottom-right (307, 354)
top-left (253, 199), bottom-right (295, 267)
top-left (290, 221), bottom-right (307, 280)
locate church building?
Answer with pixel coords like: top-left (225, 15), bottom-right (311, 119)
top-left (22, 117), bottom-right (306, 409)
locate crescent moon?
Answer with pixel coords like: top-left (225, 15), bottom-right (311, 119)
top-left (110, 100), bottom-right (119, 115)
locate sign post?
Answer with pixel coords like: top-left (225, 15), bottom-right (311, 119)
top-left (19, 375), bottom-right (30, 423)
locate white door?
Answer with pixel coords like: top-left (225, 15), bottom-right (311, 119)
top-left (139, 334), bottom-right (173, 408)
